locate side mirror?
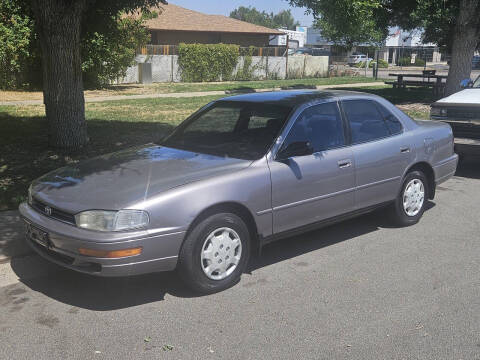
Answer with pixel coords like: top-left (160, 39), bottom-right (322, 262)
top-left (276, 141), bottom-right (313, 160)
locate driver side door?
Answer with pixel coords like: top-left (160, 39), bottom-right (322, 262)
top-left (268, 101), bottom-right (355, 234)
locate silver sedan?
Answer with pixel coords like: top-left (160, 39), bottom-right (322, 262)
top-left (20, 90), bottom-right (458, 293)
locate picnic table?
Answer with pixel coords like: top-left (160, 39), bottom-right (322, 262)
top-left (386, 71), bottom-right (448, 96)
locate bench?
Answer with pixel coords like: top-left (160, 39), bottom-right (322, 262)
top-left (385, 80), bottom-right (435, 88)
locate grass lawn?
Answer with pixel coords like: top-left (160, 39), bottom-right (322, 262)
top-left (0, 76), bottom-right (378, 102)
top-left (0, 85), bottom-right (433, 210)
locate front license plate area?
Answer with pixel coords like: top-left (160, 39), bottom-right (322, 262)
top-left (25, 223), bottom-right (50, 248)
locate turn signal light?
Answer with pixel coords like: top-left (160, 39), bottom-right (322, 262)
top-left (78, 247), bottom-right (142, 258)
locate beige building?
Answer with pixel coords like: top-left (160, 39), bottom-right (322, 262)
top-left (144, 4), bottom-right (283, 47)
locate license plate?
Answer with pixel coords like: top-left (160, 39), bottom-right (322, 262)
top-left (25, 222), bottom-right (50, 248)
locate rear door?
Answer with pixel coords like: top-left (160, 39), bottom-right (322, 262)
top-left (341, 99), bottom-right (410, 210)
top-left (269, 101), bottom-right (355, 234)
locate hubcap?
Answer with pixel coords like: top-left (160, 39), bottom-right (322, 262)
top-left (403, 178), bottom-right (425, 217)
top-left (200, 227), bottom-right (242, 280)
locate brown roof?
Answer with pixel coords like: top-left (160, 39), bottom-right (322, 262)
top-left (143, 3), bottom-right (283, 35)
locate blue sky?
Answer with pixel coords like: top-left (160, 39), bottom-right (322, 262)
top-left (169, 0), bottom-right (314, 27)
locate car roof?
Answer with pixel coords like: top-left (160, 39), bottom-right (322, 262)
top-left (217, 90), bottom-right (375, 107)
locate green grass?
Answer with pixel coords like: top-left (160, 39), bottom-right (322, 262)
top-left (0, 84), bottom-right (433, 210)
top-left (124, 77), bottom-right (378, 94)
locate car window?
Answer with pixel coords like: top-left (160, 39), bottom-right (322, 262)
top-left (183, 106), bottom-right (240, 134)
top-left (164, 101), bottom-right (292, 160)
top-left (342, 100), bottom-right (391, 144)
top-left (281, 102), bottom-right (345, 153)
top-left (375, 102), bottom-right (403, 135)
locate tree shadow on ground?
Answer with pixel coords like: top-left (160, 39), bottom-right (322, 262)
top-left (10, 203), bottom-right (435, 311)
top-left (0, 113), bottom-right (176, 211)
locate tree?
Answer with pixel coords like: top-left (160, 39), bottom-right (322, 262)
top-left (30, 0), bottom-right (167, 151)
top-left (230, 6), bottom-right (300, 30)
top-left (0, 0), bottom-right (33, 89)
top-left (289, 0), bottom-right (480, 95)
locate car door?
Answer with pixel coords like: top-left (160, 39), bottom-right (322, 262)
top-left (268, 101), bottom-right (355, 234)
top-left (341, 99), bottom-right (410, 210)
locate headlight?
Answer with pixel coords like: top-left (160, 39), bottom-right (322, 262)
top-left (431, 107), bottom-right (447, 117)
top-left (75, 210), bottom-right (149, 232)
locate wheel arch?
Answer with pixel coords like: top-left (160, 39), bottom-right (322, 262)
top-left (405, 162), bottom-right (436, 199)
top-left (182, 201), bottom-right (260, 255)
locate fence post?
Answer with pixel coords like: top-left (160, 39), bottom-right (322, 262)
top-left (171, 54), bottom-right (174, 82)
top-left (285, 35), bottom-right (289, 79)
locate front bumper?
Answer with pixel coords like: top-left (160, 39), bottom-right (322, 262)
top-left (19, 203), bottom-right (185, 277)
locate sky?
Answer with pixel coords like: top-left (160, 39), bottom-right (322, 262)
top-left (169, 0), bottom-right (314, 27)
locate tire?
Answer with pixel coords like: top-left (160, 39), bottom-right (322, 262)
top-left (389, 170), bottom-right (428, 226)
top-left (177, 212), bottom-right (251, 294)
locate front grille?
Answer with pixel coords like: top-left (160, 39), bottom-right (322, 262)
top-left (447, 107), bottom-right (480, 120)
top-left (31, 197), bottom-right (76, 225)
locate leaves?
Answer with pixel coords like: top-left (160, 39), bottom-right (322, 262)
top-left (178, 44), bottom-right (240, 82)
top-left (0, 0), bottom-right (33, 89)
top-left (230, 6), bottom-right (300, 30)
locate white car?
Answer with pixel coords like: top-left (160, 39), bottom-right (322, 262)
top-left (348, 54), bottom-right (369, 66)
top-left (430, 75), bottom-right (480, 159)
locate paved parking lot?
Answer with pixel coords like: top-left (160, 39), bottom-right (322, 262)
top-left (0, 160), bottom-right (479, 359)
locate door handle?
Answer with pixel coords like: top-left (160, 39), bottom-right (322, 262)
top-left (338, 159), bottom-right (352, 168)
top-left (400, 147), bottom-right (410, 153)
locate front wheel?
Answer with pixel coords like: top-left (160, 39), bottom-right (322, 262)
top-left (177, 213), bottom-right (250, 294)
top-left (389, 170), bottom-right (428, 226)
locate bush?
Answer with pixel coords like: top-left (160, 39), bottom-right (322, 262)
top-left (397, 57), bottom-right (426, 67)
top-left (82, 16), bottom-right (151, 88)
top-left (178, 43), bottom-right (240, 82)
top-left (0, 0), bottom-right (34, 89)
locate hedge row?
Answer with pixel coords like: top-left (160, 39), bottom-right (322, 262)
top-left (177, 43), bottom-right (240, 82)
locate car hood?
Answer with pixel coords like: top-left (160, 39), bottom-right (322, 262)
top-left (436, 89), bottom-right (480, 105)
top-left (31, 145), bottom-right (251, 213)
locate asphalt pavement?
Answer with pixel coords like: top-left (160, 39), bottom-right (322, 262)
top-left (0, 160), bottom-right (479, 359)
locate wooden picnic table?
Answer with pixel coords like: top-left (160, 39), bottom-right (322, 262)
top-left (387, 72), bottom-right (448, 96)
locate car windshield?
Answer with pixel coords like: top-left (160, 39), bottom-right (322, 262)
top-left (473, 75), bottom-right (480, 88)
top-left (163, 101), bottom-right (292, 160)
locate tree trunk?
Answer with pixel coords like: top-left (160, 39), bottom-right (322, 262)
top-left (32, 0), bottom-right (88, 151)
top-left (445, 0), bottom-right (480, 96)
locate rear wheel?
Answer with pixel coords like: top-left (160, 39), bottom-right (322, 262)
top-left (177, 213), bottom-right (250, 294)
top-left (389, 170), bottom-right (428, 226)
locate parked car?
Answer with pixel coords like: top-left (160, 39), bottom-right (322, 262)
top-left (430, 75), bottom-right (480, 159)
top-left (348, 53), bottom-right (372, 66)
top-left (21, 91), bottom-right (458, 293)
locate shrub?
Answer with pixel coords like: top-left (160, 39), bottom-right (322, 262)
top-left (178, 43), bottom-right (240, 82)
top-left (397, 57), bottom-right (426, 67)
top-left (355, 59), bottom-right (388, 69)
top-left (0, 0), bottom-right (34, 89)
top-left (82, 16), bottom-right (151, 88)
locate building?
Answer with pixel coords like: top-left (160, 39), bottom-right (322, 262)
top-left (382, 27), bottom-right (442, 64)
top-left (269, 28), bottom-right (307, 49)
top-left (143, 3), bottom-right (283, 47)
